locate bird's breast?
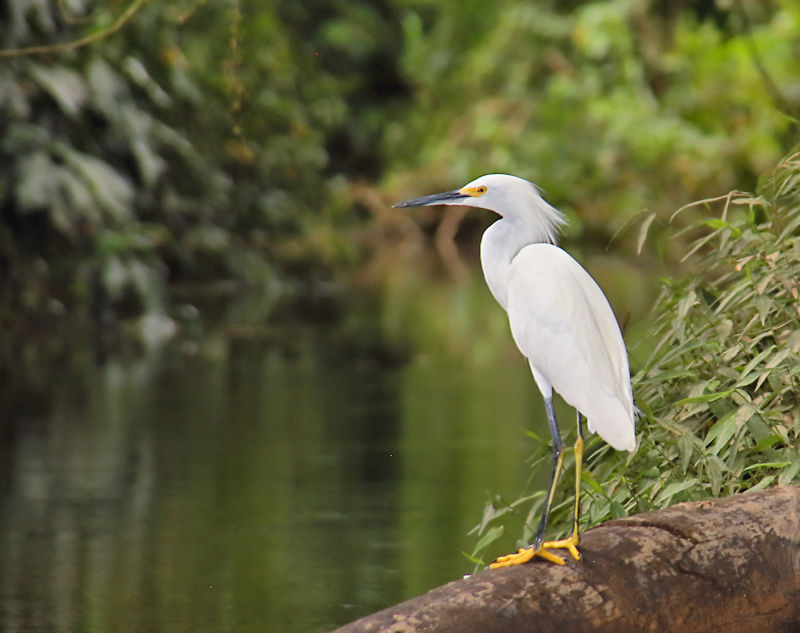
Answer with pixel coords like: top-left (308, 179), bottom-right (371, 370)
top-left (479, 218), bottom-right (538, 312)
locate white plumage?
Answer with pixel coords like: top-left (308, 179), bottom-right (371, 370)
top-left (506, 243), bottom-right (634, 450)
top-left (397, 173), bottom-right (635, 450)
top-left (394, 173), bottom-right (636, 566)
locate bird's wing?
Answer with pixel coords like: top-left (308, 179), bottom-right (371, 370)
top-left (506, 244), bottom-right (635, 451)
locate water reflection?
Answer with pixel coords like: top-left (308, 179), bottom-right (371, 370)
top-left (0, 281), bottom-right (555, 633)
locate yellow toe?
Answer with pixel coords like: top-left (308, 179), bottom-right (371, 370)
top-left (541, 534), bottom-right (581, 561)
top-left (490, 547), bottom-right (535, 569)
top-left (490, 546), bottom-right (565, 569)
top-left (535, 548), bottom-right (566, 565)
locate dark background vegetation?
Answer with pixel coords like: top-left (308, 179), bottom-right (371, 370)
top-left (1, 0), bottom-right (798, 340)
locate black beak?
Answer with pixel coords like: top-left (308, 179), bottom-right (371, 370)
top-left (392, 189), bottom-right (467, 208)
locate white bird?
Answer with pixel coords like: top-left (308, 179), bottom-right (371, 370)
top-left (394, 174), bottom-right (635, 567)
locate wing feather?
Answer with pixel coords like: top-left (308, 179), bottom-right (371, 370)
top-left (506, 244), bottom-right (635, 451)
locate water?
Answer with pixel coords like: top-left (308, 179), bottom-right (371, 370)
top-left (0, 274), bottom-right (560, 633)
top-left (0, 244), bottom-right (655, 633)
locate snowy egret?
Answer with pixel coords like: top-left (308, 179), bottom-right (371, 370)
top-left (394, 174), bottom-right (635, 567)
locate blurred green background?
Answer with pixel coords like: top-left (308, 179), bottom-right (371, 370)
top-left (1, 0), bottom-right (798, 328)
top-left (1, 1), bottom-right (798, 631)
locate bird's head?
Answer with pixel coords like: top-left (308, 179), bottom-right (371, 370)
top-left (393, 174), bottom-right (565, 243)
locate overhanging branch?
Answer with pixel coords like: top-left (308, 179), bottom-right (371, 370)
top-left (0, 0), bottom-right (149, 59)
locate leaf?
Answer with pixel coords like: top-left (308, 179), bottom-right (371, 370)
top-left (715, 278), bottom-right (752, 312)
top-left (609, 500), bottom-right (626, 518)
top-left (674, 390), bottom-right (733, 406)
top-left (705, 410), bottom-right (737, 455)
top-left (15, 151), bottom-right (98, 236)
top-left (707, 457), bottom-right (723, 496)
top-left (468, 525), bottom-right (504, 559)
top-left (15, 153), bottom-right (56, 211)
top-left (581, 471), bottom-right (606, 497)
top-left (123, 56), bottom-right (172, 107)
top-left (677, 432), bottom-right (695, 474)
top-left (735, 346), bottom-right (777, 387)
top-left (473, 499), bottom-right (512, 534)
top-left (102, 255), bottom-right (129, 299)
top-left (87, 57), bottom-right (126, 117)
top-left (675, 290), bottom-right (697, 320)
top-left (654, 478), bottom-right (699, 505)
top-left (756, 348), bottom-right (793, 390)
top-left (637, 212), bottom-right (656, 255)
top-left (58, 146), bottom-right (134, 221)
top-left (637, 368), bottom-right (696, 384)
top-left (752, 434), bottom-right (782, 452)
top-left (0, 68), bottom-right (30, 117)
top-left (523, 429), bottom-right (546, 443)
top-left (131, 137), bottom-right (167, 186)
top-left (715, 318), bottom-right (733, 342)
top-left (461, 551), bottom-right (485, 566)
top-left (703, 218), bottom-right (742, 237)
top-left (777, 209), bottom-right (800, 240)
top-left (778, 461), bottom-right (800, 486)
top-left (734, 402), bottom-right (757, 424)
top-left (755, 295), bottom-right (772, 325)
top-left (30, 65), bottom-right (87, 117)
top-left (748, 475), bottom-right (776, 491)
top-left (741, 461), bottom-right (791, 474)
top-left (787, 330), bottom-right (800, 354)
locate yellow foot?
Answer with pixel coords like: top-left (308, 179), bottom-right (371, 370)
top-left (541, 533), bottom-right (581, 561)
top-left (490, 546), bottom-right (565, 569)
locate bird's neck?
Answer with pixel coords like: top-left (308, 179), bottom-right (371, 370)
top-left (480, 216), bottom-right (553, 311)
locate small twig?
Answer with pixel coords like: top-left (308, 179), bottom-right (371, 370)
top-left (0, 0), bottom-right (149, 59)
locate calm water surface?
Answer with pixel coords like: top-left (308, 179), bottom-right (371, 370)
top-left (0, 276), bottom-right (566, 632)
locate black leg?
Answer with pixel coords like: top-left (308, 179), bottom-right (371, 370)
top-left (532, 396), bottom-right (564, 550)
top-left (491, 399), bottom-right (579, 568)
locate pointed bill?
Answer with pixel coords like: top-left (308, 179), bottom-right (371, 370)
top-left (392, 189), bottom-right (468, 208)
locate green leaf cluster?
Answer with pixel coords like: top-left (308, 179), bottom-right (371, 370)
top-left (0, 2), bottom-right (234, 323)
top-left (384, 0), bottom-right (799, 232)
top-left (0, 1), bottom-right (401, 322)
top-left (631, 153), bottom-right (800, 497)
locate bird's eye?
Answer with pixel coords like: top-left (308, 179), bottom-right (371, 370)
top-left (476, 186), bottom-right (487, 194)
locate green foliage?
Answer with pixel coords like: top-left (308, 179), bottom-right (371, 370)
top-left (384, 0), bottom-right (799, 234)
top-left (0, 1), bottom-right (233, 324)
top-left (4, 0), bottom-right (800, 331)
top-left (631, 153), bottom-right (800, 496)
top-left (0, 0), bottom-right (403, 328)
top-left (469, 153), bottom-right (800, 566)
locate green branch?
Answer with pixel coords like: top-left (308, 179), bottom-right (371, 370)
top-left (0, 0), bottom-right (150, 59)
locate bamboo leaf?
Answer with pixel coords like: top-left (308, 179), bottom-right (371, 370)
top-left (736, 346), bottom-right (777, 387)
top-left (748, 475), bottom-right (776, 491)
top-left (705, 410), bottom-right (737, 454)
top-left (637, 212), bottom-right (657, 255)
top-left (778, 461), bottom-right (800, 486)
top-left (654, 478), bottom-right (700, 505)
top-left (469, 525), bottom-right (504, 559)
top-left (752, 434), bottom-right (783, 452)
top-left (674, 391), bottom-right (733, 406)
